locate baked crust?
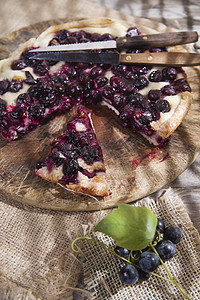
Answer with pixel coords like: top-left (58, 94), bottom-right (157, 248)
top-left (150, 91), bottom-right (192, 139)
top-left (35, 165), bottom-right (109, 197)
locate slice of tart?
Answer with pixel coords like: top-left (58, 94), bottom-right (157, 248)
top-left (35, 106), bottom-right (109, 196)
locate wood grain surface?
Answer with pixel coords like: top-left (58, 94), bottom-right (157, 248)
top-left (0, 18), bottom-right (200, 211)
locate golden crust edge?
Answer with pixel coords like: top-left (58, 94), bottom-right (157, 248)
top-left (150, 91), bottom-right (192, 139)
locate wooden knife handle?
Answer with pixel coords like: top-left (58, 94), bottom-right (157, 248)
top-left (116, 31), bottom-right (198, 50)
top-left (120, 52), bottom-right (200, 66)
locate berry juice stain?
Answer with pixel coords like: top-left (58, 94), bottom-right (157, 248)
top-left (131, 147), bottom-right (169, 172)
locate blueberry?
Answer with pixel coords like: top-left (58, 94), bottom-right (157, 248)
top-left (163, 225), bottom-right (183, 244)
top-left (119, 264), bottom-right (139, 285)
top-left (138, 251), bottom-right (160, 272)
top-left (156, 240), bottom-right (176, 261)
top-left (156, 218), bottom-right (165, 234)
top-left (114, 245), bottom-right (130, 259)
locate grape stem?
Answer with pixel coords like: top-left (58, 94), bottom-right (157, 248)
top-left (150, 243), bottom-right (191, 300)
top-left (72, 237), bottom-right (191, 300)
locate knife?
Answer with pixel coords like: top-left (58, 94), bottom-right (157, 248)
top-left (30, 31), bottom-right (198, 52)
top-left (31, 51), bottom-right (200, 66)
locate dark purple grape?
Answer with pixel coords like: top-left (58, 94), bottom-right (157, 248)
top-left (154, 99), bottom-right (171, 113)
top-left (113, 93), bottom-right (124, 108)
top-left (63, 159), bottom-right (79, 175)
top-left (16, 93), bottom-right (31, 105)
top-left (0, 79), bottom-right (10, 94)
top-left (161, 85), bottom-right (176, 96)
top-left (0, 117), bottom-right (8, 129)
top-left (156, 218), bottom-right (165, 234)
top-left (138, 251), bottom-right (160, 272)
top-left (90, 67), bottom-right (104, 78)
top-left (134, 76), bottom-right (149, 90)
top-left (89, 89), bottom-right (102, 104)
top-left (56, 29), bottom-right (70, 43)
top-left (119, 265), bottom-right (139, 285)
top-left (81, 145), bottom-right (99, 163)
top-left (78, 73), bottom-right (90, 86)
top-left (95, 76), bottom-right (108, 88)
top-left (74, 30), bottom-right (88, 40)
top-left (9, 80), bottom-right (23, 93)
top-left (114, 245), bottom-right (130, 259)
top-left (24, 71), bottom-right (37, 85)
top-left (102, 86), bottom-right (114, 99)
top-left (90, 32), bottom-right (101, 41)
top-left (21, 49), bottom-right (37, 67)
top-left (35, 161), bottom-right (44, 169)
top-left (139, 111), bottom-right (155, 124)
top-left (28, 104), bottom-right (44, 119)
top-left (149, 70), bottom-right (162, 82)
top-left (137, 268), bottom-right (151, 282)
top-left (33, 62), bottom-right (49, 76)
top-left (65, 66), bottom-right (77, 79)
top-left (110, 76), bottom-right (126, 90)
top-left (148, 89), bottom-right (161, 102)
top-left (10, 106), bottom-right (24, 119)
top-left (68, 83), bottom-right (82, 96)
top-left (99, 33), bottom-right (114, 41)
top-left (156, 240), bottom-right (176, 261)
top-left (0, 99), bottom-right (7, 116)
top-left (11, 59), bottom-right (27, 70)
top-left (49, 152), bottom-right (65, 167)
top-left (163, 225), bottom-right (183, 244)
top-left (162, 67), bottom-right (177, 82)
top-left (173, 78), bottom-right (191, 92)
top-left (61, 36), bottom-right (78, 44)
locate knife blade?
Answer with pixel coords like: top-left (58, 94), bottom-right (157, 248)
top-left (31, 51), bottom-right (200, 66)
top-left (30, 31), bottom-right (198, 52)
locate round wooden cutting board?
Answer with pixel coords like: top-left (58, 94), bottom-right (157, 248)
top-left (0, 17), bottom-right (199, 211)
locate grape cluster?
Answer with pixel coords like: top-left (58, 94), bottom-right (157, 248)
top-left (115, 218), bottom-right (183, 285)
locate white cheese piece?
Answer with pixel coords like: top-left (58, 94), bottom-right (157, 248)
top-left (75, 122), bottom-right (87, 132)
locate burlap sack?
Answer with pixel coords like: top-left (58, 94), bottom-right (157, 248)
top-left (0, 188), bottom-right (200, 299)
